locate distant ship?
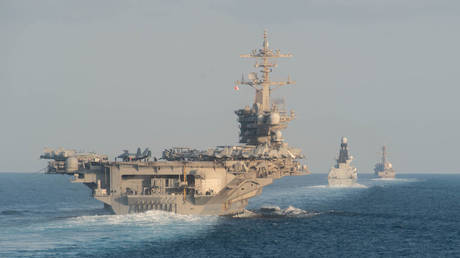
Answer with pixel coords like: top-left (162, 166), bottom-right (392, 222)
top-left (328, 137), bottom-right (357, 187)
top-left (374, 145), bottom-right (395, 178)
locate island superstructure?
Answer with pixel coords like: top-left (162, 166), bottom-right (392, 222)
top-left (328, 137), bottom-right (357, 187)
top-left (40, 31), bottom-right (308, 216)
top-left (374, 145), bottom-right (395, 178)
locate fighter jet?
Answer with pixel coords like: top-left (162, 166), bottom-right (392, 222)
top-left (117, 147), bottom-right (151, 162)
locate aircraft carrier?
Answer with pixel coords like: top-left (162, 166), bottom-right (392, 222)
top-left (328, 137), bottom-right (357, 187)
top-left (374, 145), bottom-right (396, 178)
top-left (40, 31), bottom-right (309, 215)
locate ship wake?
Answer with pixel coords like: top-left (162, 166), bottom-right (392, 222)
top-left (1, 210), bottom-right (219, 253)
top-left (371, 178), bottom-right (418, 183)
top-left (308, 183), bottom-right (367, 189)
top-left (69, 210), bottom-right (218, 227)
top-left (234, 205), bottom-right (319, 218)
top-left (328, 183), bottom-right (368, 188)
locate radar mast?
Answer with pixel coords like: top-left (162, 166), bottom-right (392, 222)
top-left (236, 30), bottom-right (295, 112)
top-left (382, 145), bottom-right (387, 165)
top-left (235, 30), bottom-right (296, 146)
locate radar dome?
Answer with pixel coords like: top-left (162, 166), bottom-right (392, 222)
top-left (270, 112), bottom-right (280, 124)
top-left (65, 157), bottom-right (78, 172)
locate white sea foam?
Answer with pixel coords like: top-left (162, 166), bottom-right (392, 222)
top-left (309, 183), bottom-right (367, 189)
top-left (370, 178), bottom-right (419, 183)
top-left (3, 210), bottom-right (220, 253)
top-left (282, 205), bottom-right (319, 217)
top-left (232, 209), bottom-right (258, 218)
top-left (70, 210), bottom-right (216, 226)
top-left (236, 205), bottom-right (319, 218)
top-left (310, 185), bottom-right (329, 188)
top-left (330, 183), bottom-right (368, 188)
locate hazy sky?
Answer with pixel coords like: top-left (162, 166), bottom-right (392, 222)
top-left (2, 0), bottom-right (460, 173)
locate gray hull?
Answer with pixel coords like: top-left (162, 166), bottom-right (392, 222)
top-left (376, 170), bottom-right (396, 179)
top-left (65, 158), bottom-right (304, 215)
top-left (88, 164), bottom-right (275, 215)
top-left (328, 177), bottom-right (357, 187)
top-left (328, 137), bottom-right (358, 187)
top-left (374, 146), bottom-right (395, 179)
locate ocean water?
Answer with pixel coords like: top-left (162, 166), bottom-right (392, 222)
top-left (1, 173), bottom-right (459, 257)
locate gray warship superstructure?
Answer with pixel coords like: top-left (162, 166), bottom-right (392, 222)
top-left (40, 31), bottom-right (308, 215)
top-left (374, 145), bottom-right (395, 178)
top-left (328, 137), bottom-right (357, 187)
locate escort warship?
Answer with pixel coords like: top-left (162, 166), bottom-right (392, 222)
top-left (40, 31), bottom-right (309, 216)
top-left (374, 145), bottom-right (396, 178)
top-left (328, 137), bottom-right (358, 187)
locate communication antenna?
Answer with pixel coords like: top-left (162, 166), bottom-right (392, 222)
top-left (235, 29), bottom-right (295, 112)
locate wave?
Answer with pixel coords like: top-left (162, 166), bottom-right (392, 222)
top-left (329, 183), bottom-right (368, 188)
top-left (308, 183), bottom-right (367, 189)
top-left (309, 185), bottom-right (328, 188)
top-left (370, 178), bottom-right (419, 183)
top-left (1, 210), bottom-right (219, 252)
top-left (0, 210), bottom-right (26, 216)
top-left (68, 209), bottom-right (218, 227)
top-left (234, 205), bottom-right (319, 218)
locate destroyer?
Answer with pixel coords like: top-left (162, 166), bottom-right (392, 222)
top-left (328, 137), bottom-right (357, 187)
top-left (374, 145), bottom-right (395, 178)
top-left (40, 31), bottom-right (309, 215)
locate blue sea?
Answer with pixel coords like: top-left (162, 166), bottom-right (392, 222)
top-left (1, 173), bottom-right (459, 257)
